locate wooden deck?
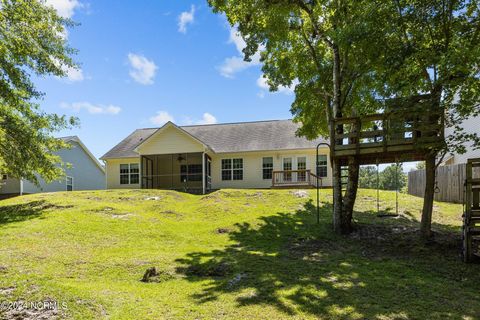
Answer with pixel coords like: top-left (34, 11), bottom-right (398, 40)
top-left (271, 170), bottom-right (321, 189)
top-left (331, 103), bottom-right (445, 165)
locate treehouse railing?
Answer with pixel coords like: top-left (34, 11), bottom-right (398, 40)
top-left (330, 107), bottom-right (444, 162)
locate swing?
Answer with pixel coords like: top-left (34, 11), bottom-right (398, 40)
top-left (376, 158), bottom-right (400, 218)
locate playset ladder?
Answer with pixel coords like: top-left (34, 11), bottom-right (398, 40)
top-left (463, 158), bottom-right (480, 262)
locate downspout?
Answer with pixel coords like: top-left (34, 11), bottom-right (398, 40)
top-left (103, 160), bottom-right (108, 190)
top-left (202, 151), bottom-right (206, 195)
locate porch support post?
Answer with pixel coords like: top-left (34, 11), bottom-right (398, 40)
top-left (202, 151), bottom-right (206, 195)
top-left (140, 156), bottom-right (143, 189)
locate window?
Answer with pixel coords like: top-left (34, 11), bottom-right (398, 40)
top-left (283, 157), bottom-right (292, 181)
top-left (66, 176), bottom-right (73, 191)
top-left (297, 156), bottom-right (307, 182)
top-left (222, 158), bottom-right (243, 181)
top-left (180, 164), bottom-right (203, 182)
top-left (262, 157), bottom-right (273, 180)
top-left (120, 163), bottom-right (140, 185)
top-left (221, 159), bottom-right (232, 181)
top-left (1, 174), bottom-right (7, 180)
top-left (233, 159), bottom-right (243, 180)
top-left (317, 155), bottom-right (328, 178)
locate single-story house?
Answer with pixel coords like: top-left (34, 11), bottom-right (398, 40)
top-left (0, 136), bottom-right (106, 196)
top-left (101, 120), bottom-right (331, 194)
top-left (443, 114), bottom-right (480, 165)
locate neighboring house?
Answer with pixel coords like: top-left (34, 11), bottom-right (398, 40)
top-left (0, 136), bottom-right (106, 195)
top-left (443, 114), bottom-right (480, 165)
top-left (101, 120), bottom-right (331, 194)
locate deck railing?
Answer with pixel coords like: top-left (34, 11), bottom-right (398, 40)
top-left (272, 170), bottom-right (321, 188)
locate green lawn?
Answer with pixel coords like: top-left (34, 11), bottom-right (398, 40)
top-left (0, 189), bottom-right (478, 319)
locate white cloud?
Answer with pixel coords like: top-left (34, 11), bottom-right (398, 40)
top-left (52, 57), bottom-right (85, 83)
top-left (45, 0), bottom-right (81, 18)
top-left (183, 113), bottom-right (218, 125)
top-left (196, 113), bottom-right (217, 125)
top-left (63, 65), bottom-right (85, 82)
top-left (256, 75), bottom-right (270, 90)
top-left (45, 0), bottom-right (82, 39)
top-left (178, 5), bottom-right (195, 34)
top-left (127, 53), bottom-right (158, 85)
top-left (61, 102), bottom-right (121, 115)
top-left (150, 111), bottom-right (175, 126)
top-left (257, 74), bottom-right (298, 96)
top-left (218, 26), bottom-right (261, 78)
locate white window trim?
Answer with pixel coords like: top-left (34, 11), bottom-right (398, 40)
top-left (262, 157), bottom-right (274, 180)
top-left (221, 158), bottom-right (244, 181)
top-left (296, 155), bottom-right (308, 171)
top-left (282, 156), bottom-right (293, 171)
top-left (120, 163), bottom-right (140, 185)
top-left (316, 154), bottom-right (328, 178)
top-left (66, 176), bottom-right (74, 191)
top-left (282, 156), bottom-right (308, 171)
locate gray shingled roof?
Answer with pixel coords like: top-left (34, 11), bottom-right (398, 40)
top-left (100, 120), bottom-right (327, 159)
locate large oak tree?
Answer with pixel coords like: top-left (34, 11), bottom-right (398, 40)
top-left (0, 0), bottom-right (78, 184)
top-left (370, 0), bottom-right (480, 238)
top-left (209, 0), bottom-right (480, 238)
top-left (208, 0), bottom-right (387, 233)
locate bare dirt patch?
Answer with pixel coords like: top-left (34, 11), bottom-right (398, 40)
top-left (140, 267), bottom-right (178, 283)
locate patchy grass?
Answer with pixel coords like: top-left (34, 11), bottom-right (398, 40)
top-left (0, 188), bottom-right (478, 319)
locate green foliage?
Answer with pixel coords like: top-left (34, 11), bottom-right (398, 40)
top-left (368, 0), bottom-right (480, 155)
top-left (0, 189), bottom-right (476, 319)
top-left (0, 0), bottom-right (78, 184)
top-left (359, 164), bottom-right (407, 191)
top-left (208, 0), bottom-right (381, 139)
top-left (380, 163), bottom-right (407, 191)
top-left (416, 162), bottom-right (426, 170)
top-left (359, 166), bottom-right (378, 189)
top-left (208, 0), bottom-right (479, 152)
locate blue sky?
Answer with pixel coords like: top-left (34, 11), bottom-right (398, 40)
top-left (38, 0), bottom-right (296, 159)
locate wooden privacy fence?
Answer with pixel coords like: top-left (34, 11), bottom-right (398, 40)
top-left (408, 163), bottom-right (480, 203)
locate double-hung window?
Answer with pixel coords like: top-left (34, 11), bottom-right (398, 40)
top-left (66, 176), bottom-right (73, 191)
top-left (222, 158), bottom-right (243, 181)
top-left (316, 155), bottom-right (328, 178)
top-left (120, 163), bottom-right (140, 184)
top-left (262, 157), bottom-right (273, 180)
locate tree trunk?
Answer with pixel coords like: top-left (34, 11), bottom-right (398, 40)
top-left (332, 159), bottom-right (343, 233)
top-left (330, 42), bottom-right (356, 234)
top-left (420, 153), bottom-right (436, 239)
top-left (342, 156), bottom-right (360, 233)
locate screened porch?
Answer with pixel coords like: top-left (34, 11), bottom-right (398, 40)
top-left (141, 153), bottom-right (211, 193)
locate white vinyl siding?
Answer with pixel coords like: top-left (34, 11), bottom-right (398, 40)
top-left (136, 124), bottom-right (204, 155)
top-left (105, 158), bottom-right (141, 189)
top-left (210, 148), bottom-right (331, 189)
top-left (120, 163), bottom-right (139, 185)
top-left (105, 149), bottom-right (332, 190)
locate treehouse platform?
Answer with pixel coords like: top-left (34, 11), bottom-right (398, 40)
top-left (330, 96), bottom-right (445, 166)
